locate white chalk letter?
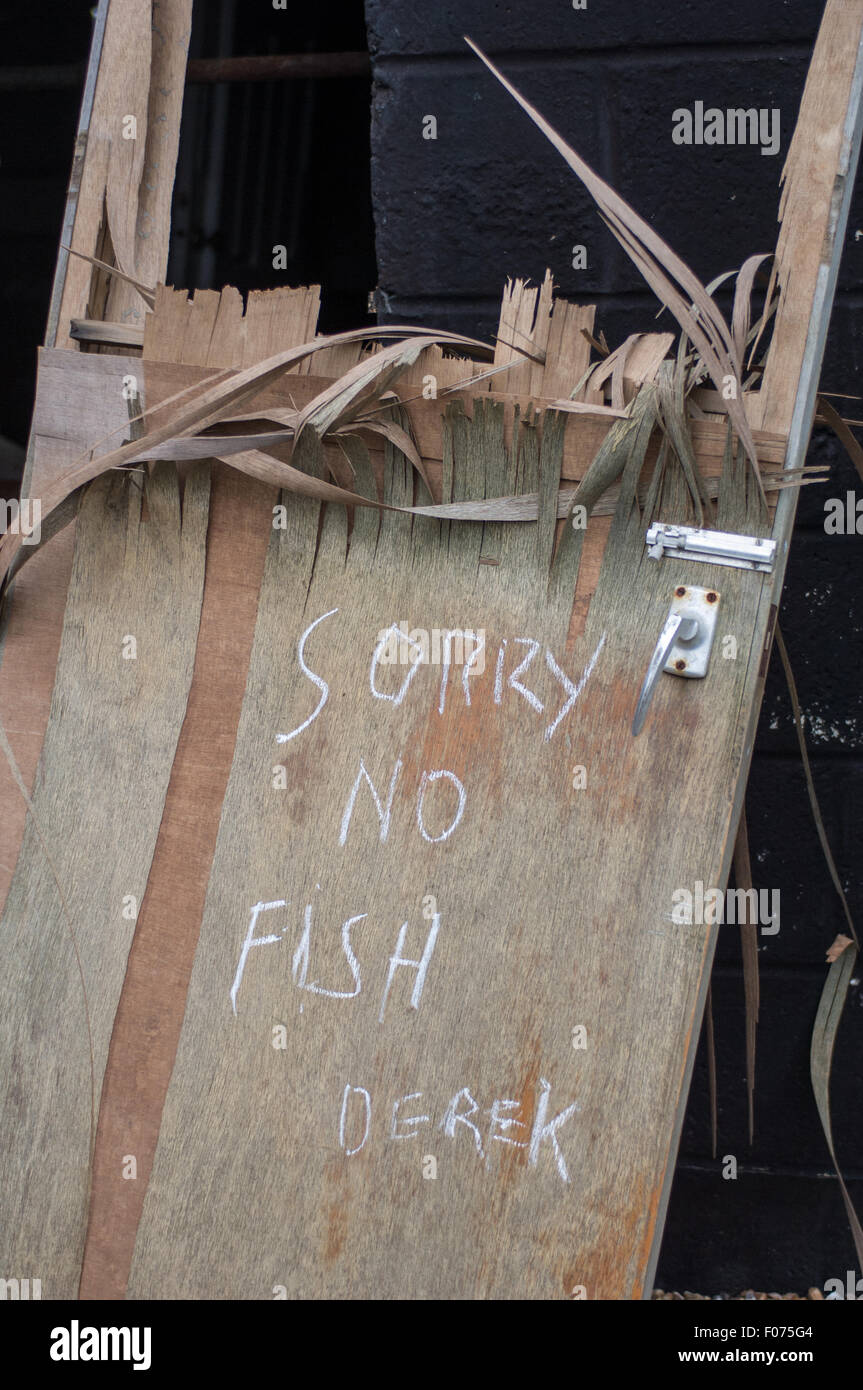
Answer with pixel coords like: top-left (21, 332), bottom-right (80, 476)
top-left (416, 769), bottom-right (466, 844)
top-left (378, 913), bottom-right (441, 1023)
top-left (276, 608), bottom-right (338, 744)
top-left (528, 1078), bottom-right (581, 1183)
top-left (440, 1087), bottom-right (485, 1157)
top-left (339, 1083), bottom-right (371, 1156)
top-left (543, 633), bottom-right (605, 742)
top-left (339, 756), bottom-right (403, 846)
top-left (230, 899), bottom-right (287, 1015)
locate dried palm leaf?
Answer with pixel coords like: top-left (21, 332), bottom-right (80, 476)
top-left (465, 37), bottom-right (764, 503)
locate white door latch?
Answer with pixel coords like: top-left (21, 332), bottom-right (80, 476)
top-left (632, 585), bottom-right (721, 736)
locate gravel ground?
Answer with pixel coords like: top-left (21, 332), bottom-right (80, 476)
top-left (652, 1289), bottom-right (826, 1300)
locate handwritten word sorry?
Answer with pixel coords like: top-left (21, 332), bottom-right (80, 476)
top-left (276, 610), bottom-right (605, 746)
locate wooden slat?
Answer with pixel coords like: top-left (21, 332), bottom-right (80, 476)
top-left (80, 286), bottom-right (320, 1298)
top-left (0, 0), bottom-right (191, 915)
top-left (57, 0), bottom-right (191, 350)
top-left (755, 0), bottom-right (863, 437)
top-left (0, 457), bottom-right (210, 1298)
top-left (124, 8), bottom-right (863, 1298)
top-left (0, 351), bottom-right (139, 918)
top-left (121, 335), bottom-right (766, 1299)
top-left (0, 0), bottom-right (197, 1300)
top-left (2, 1), bottom-right (858, 1304)
top-left (139, 358), bottom-right (789, 476)
top-left (127, 359), bottom-right (600, 1300)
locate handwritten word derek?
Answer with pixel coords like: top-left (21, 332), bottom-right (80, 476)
top-left (276, 610), bottom-right (606, 745)
top-left (338, 1077), bottom-right (582, 1183)
top-left (230, 898), bottom-right (441, 1020)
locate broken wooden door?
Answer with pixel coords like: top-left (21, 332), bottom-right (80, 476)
top-left (0, 0), bottom-right (861, 1300)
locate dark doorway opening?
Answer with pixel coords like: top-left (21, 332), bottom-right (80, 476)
top-left (0, 0), bottom-right (377, 493)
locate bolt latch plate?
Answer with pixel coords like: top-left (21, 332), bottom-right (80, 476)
top-left (646, 523), bottom-right (776, 573)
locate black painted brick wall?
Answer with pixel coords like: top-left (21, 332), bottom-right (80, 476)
top-left (365, 0), bottom-right (863, 1292)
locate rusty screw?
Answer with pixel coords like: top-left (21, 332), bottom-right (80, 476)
top-left (674, 659), bottom-right (687, 671)
top-left (675, 586), bottom-right (687, 597)
top-left (706, 591), bottom-right (718, 603)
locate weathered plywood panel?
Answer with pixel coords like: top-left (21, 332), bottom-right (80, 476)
top-left (123, 393), bottom-right (768, 1298)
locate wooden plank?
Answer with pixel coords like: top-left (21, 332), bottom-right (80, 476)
top-left (754, 0), bottom-right (863, 437)
top-left (140, 358), bottom-right (789, 477)
top-left (55, 0), bottom-right (191, 351)
top-left (78, 463), bottom-right (273, 1298)
top-left (79, 287), bottom-right (319, 1298)
top-left (121, 365), bottom-right (766, 1299)
top-left (0, 535), bottom-right (75, 916)
top-left (2, 2), bottom-right (856, 1302)
top-left (0, 0), bottom-right (191, 927)
top-left (0, 0), bottom-right (196, 1299)
top-left (70, 318), bottom-right (146, 347)
top-left (492, 271), bottom-right (555, 396)
top-left (0, 351), bottom-right (138, 919)
top-left (0, 459), bottom-right (210, 1299)
top-left (127, 393), bottom-right (607, 1299)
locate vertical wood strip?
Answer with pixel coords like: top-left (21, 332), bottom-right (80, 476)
top-left (0, 351), bottom-right (138, 919)
top-left (0, 460), bottom-right (210, 1298)
top-left (79, 463), bottom-right (274, 1299)
top-left (79, 285), bottom-right (321, 1298)
top-left (0, 0), bottom-right (192, 929)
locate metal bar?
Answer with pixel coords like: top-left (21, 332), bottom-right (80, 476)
top-left (0, 64), bottom-right (84, 92)
top-left (0, 52), bottom-right (370, 93)
top-left (645, 523), bottom-right (777, 572)
top-left (185, 53), bottom-right (371, 83)
top-left (631, 612), bottom-right (688, 736)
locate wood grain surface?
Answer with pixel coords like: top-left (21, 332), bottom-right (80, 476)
top-left (79, 287), bottom-right (316, 1299)
top-left (0, 458), bottom-right (209, 1298)
top-left (124, 370), bottom-right (767, 1298)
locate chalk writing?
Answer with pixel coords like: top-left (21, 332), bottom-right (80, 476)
top-left (339, 758), bottom-right (467, 846)
top-left (506, 637), bottom-right (544, 714)
top-left (230, 897), bottom-right (441, 1022)
top-left (339, 758), bottom-right (403, 846)
top-left (378, 914), bottom-right (441, 1023)
top-left (338, 1077), bottom-right (582, 1182)
top-left (370, 625), bottom-right (425, 706)
top-left (276, 608), bottom-right (338, 743)
top-left (543, 636), bottom-right (606, 742)
top-left (339, 1084), bottom-right (371, 1157)
top-left (277, 615), bottom-right (605, 746)
top-left (415, 770), bottom-right (466, 844)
